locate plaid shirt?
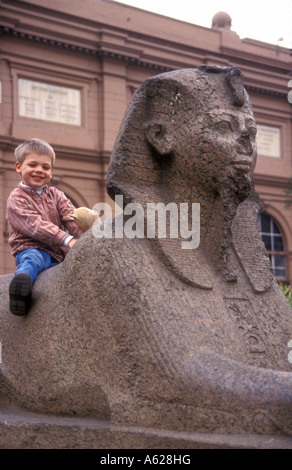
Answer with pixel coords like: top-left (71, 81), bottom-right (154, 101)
top-left (6, 183), bottom-right (84, 262)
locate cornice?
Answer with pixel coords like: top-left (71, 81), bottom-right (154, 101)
top-left (245, 85), bottom-right (287, 99)
top-left (221, 46), bottom-right (292, 75)
top-left (0, 25), bottom-right (172, 72)
top-left (254, 173), bottom-right (291, 188)
top-left (0, 135), bottom-right (111, 163)
top-left (1, 25), bottom-right (291, 96)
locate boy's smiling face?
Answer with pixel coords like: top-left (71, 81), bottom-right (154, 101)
top-left (15, 153), bottom-right (53, 189)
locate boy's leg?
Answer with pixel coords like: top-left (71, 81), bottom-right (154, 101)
top-left (9, 273), bottom-right (32, 316)
top-left (14, 248), bottom-right (47, 283)
top-left (9, 249), bottom-right (58, 316)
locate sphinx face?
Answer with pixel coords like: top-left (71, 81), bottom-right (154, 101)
top-left (207, 107), bottom-right (257, 191)
top-left (173, 102), bottom-right (257, 200)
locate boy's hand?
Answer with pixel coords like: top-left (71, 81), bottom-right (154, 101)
top-left (68, 238), bottom-right (77, 248)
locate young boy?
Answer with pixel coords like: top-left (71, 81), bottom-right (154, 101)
top-left (6, 138), bottom-right (84, 316)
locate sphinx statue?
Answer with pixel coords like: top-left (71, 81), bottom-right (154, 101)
top-left (1, 66), bottom-right (292, 447)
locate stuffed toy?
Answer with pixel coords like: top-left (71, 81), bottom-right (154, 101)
top-left (71, 207), bottom-right (100, 231)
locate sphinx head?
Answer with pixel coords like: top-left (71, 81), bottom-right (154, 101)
top-left (107, 66), bottom-right (257, 207)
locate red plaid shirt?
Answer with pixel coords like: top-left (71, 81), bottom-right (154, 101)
top-left (6, 183), bottom-right (84, 262)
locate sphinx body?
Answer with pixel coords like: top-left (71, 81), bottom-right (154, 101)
top-left (0, 67), bottom-right (292, 439)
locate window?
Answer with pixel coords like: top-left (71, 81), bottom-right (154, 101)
top-left (259, 212), bottom-right (287, 281)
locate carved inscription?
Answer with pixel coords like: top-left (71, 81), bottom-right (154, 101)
top-left (225, 299), bottom-right (270, 367)
top-left (256, 124), bottom-right (281, 158)
top-left (18, 79), bottom-right (81, 126)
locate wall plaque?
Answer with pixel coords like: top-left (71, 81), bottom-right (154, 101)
top-left (256, 124), bottom-right (281, 158)
top-left (18, 79), bottom-right (81, 126)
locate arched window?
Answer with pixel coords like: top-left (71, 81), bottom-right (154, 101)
top-left (259, 212), bottom-right (287, 282)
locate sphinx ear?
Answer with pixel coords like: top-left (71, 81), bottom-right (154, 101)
top-left (145, 122), bottom-right (173, 155)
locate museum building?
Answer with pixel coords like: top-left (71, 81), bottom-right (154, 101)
top-left (1, 0), bottom-right (292, 284)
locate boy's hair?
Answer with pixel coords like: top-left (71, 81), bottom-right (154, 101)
top-left (14, 138), bottom-right (56, 166)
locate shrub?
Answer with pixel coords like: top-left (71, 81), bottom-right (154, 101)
top-left (280, 283), bottom-right (292, 307)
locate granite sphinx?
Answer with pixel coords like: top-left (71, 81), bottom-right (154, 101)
top-left (1, 66), bottom-right (292, 448)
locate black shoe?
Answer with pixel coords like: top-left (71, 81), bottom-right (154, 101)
top-left (9, 273), bottom-right (32, 316)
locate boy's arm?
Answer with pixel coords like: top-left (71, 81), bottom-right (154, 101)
top-left (7, 193), bottom-right (71, 248)
top-left (68, 238), bottom-right (77, 248)
top-left (55, 190), bottom-right (84, 238)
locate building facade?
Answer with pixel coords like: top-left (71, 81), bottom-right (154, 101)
top-left (1, 0), bottom-right (292, 282)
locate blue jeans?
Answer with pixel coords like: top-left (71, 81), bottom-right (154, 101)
top-left (15, 248), bottom-right (59, 283)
